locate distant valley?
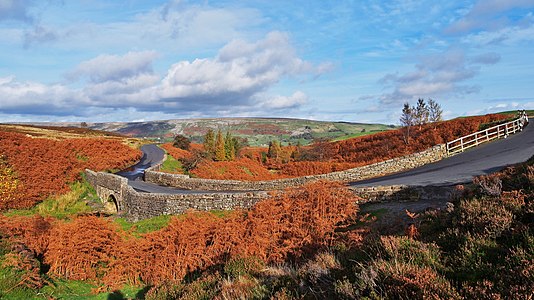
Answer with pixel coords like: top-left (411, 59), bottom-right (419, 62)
top-left (75, 118), bottom-right (395, 146)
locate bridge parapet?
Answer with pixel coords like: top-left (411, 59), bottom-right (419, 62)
top-left (85, 170), bottom-right (128, 214)
top-left (85, 169), bottom-right (269, 221)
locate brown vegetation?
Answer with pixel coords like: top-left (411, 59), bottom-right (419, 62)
top-left (0, 129), bottom-right (141, 210)
top-left (162, 114), bottom-right (509, 179)
top-left (0, 182), bottom-right (359, 290)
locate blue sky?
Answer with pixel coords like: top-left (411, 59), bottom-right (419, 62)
top-left (0, 0), bottom-right (533, 124)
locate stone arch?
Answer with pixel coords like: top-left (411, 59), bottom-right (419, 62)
top-left (104, 194), bottom-right (119, 214)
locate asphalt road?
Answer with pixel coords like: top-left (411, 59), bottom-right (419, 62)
top-left (116, 144), bottom-right (216, 194)
top-left (350, 122), bottom-right (534, 187)
top-left (116, 144), bottom-right (164, 181)
top-left (117, 122), bottom-right (533, 193)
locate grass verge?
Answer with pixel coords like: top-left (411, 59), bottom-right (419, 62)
top-left (3, 177), bottom-right (99, 219)
top-left (159, 154), bottom-right (184, 174)
top-left (115, 215), bottom-right (172, 236)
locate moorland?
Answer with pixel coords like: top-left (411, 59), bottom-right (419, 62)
top-left (0, 112), bottom-right (532, 299)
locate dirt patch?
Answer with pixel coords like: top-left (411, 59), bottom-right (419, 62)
top-left (360, 198), bottom-right (450, 235)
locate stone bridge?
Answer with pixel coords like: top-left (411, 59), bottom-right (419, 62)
top-left (86, 144), bottom-right (452, 221)
top-left (85, 169), bottom-right (270, 221)
top-left (85, 167), bottom-right (454, 222)
top-left (85, 170), bottom-right (127, 214)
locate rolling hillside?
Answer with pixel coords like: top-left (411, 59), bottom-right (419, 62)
top-left (88, 118), bottom-right (395, 146)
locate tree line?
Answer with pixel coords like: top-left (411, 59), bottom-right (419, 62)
top-left (399, 98), bottom-right (443, 144)
top-left (173, 129), bottom-right (246, 162)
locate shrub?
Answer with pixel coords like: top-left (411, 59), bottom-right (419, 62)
top-left (474, 174), bottom-right (503, 196)
top-left (45, 216), bottom-right (123, 281)
top-left (145, 275), bottom-right (220, 300)
top-left (172, 134), bottom-right (191, 150)
top-left (191, 158), bottom-right (280, 181)
top-left (0, 156), bottom-right (23, 210)
top-left (219, 276), bottom-right (266, 300)
top-left (454, 198), bottom-right (514, 239)
top-left (377, 236), bottom-right (442, 270)
top-left (297, 252), bottom-right (340, 286)
top-left (105, 182), bottom-right (358, 286)
top-left (224, 256), bottom-right (265, 279)
top-left (446, 236), bottom-right (501, 282)
top-left (369, 260), bottom-right (461, 299)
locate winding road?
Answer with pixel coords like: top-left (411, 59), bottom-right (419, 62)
top-left (117, 122), bottom-right (534, 193)
top-left (351, 122), bottom-right (534, 187)
top-left (117, 144), bottom-right (214, 194)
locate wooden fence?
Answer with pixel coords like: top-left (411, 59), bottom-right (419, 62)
top-left (446, 117), bottom-right (527, 155)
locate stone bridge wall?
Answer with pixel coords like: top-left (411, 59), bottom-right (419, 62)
top-left (86, 170), bottom-right (269, 221)
top-left (145, 144), bottom-right (447, 191)
top-left (87, 168), bottom-right (456, 221)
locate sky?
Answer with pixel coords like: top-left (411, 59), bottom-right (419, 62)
top-left (0, 0), bottom-right (533, 124)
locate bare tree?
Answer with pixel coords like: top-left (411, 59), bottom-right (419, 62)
top-left (428, 99), bottom-right (443, 123)
top-left (400, 103), bottom-right (415, 144)
top-left (415, 98), bottom-right (429, 129)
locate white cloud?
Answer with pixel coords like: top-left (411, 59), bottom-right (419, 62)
top-left (158, 31), bottom-right (326, 109)
top-left (0, 76), bottom-right (89, 115)
top-left (467, 101), bottom-right (534, 115)
top-left (260, 91), bottom-right (308, 109)
top-left (70, 51), bottom-right (158, 83)
top-left (19, 2), bottom-right (265, 52)
top-left (0, 32), bottom-right (328, 118)
top-left (364, 49), bottom-right (501, 107)
top-left (463, 23), bottom-right (534, 45)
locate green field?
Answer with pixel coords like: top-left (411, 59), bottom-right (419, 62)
top-left (497, 109), bottom-right (534, 117)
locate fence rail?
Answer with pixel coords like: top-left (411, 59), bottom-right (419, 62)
top-left (446, 117), bottom-right (527, 156)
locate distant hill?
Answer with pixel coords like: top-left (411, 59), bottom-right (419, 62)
top-left (87, 118), bottom-right (396, 146)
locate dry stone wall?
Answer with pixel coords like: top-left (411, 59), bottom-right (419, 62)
top-left (124, 189), bottom-right (268, 221)
top-left (350, 185), bottom-right (455, 203)
top-left (146, 144), bottom-right (447, 191)
top-left (86, 144), bottom-right (454, 221)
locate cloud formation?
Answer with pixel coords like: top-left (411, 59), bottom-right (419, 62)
top-left (0, 0), bottom-right (33, 22)
top-left (70, 51), bottom-right (158, 83)
top-left (365, 49), bottom-right (501, 108)
top-left (0, 76), bottom-right (89, 116)
top-left (158, 31), bottom-right (326, 111)
top-left (447, 0), bottom-right (534, 33)
top-left (0, 32), bottom-right (325, 117)
top-left (260, 91), bottom-right (308, 109)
